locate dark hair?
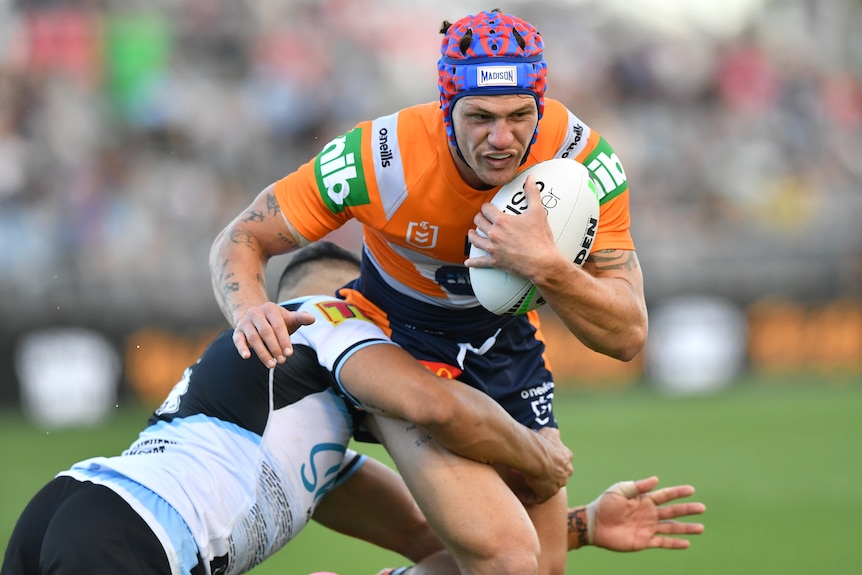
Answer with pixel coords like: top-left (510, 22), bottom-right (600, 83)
top-left (276, 241), bottom-right (361, 292)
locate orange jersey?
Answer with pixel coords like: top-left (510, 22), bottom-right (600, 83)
top-left (274, 98), bottom-right (634, 309)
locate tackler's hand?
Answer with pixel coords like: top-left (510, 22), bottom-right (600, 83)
top-left (576, 476), bottom-right (706, 552)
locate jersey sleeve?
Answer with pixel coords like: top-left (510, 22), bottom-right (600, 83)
top-left (539, 99), bottom-right (636, 252)
top-left (593, 190), bottom-right (634, 251)
top-left (288, 296), bottom-right (399, 384)
top-left (273, 121), bottom-right (382, 242)
top-left (274, 155), bottom-right (352, 242)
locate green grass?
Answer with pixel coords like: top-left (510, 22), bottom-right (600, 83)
top-left (2, 380), bottom-right (861, 574)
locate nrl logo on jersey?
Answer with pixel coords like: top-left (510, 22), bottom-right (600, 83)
top-left (314, 129), bottom-right (370, 213)
top-left (406, 221), bottom-right (438, 249)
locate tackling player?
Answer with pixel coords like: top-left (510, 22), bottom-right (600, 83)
top-left (3, 242), bottom-right (701, 575)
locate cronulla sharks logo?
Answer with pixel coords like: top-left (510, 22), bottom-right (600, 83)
top-left (314, 129), bottom-right (370, 213)
top-left (302, 442), bottom-right (347, 504)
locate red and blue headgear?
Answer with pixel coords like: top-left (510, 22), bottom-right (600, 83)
top-left (437, 10), bottom-right (547, 151)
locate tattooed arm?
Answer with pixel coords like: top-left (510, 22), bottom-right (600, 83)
top-left (466, 178), bottom-right (647, 361)
top-left (209, 184), bottom-right (314, 367)
top-left (538, 248), bottom-right (648, 361)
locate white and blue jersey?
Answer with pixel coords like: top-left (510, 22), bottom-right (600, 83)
top-left (58, 295), bottom-right (396, 575)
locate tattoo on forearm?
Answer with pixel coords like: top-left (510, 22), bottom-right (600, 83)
top-left (589, 250), bottom-right (638, 272)
top-left (413, 433), bottom-right (433, 447)
top-left (216, 278), bottom-right (240, 314)
top-left (213, 252), bottom-right (264, 314)
top-left (213, 261), bottom-right (236, 307)
top-left (568, 506), bottom-right (589, 547)
top-left (214, 260), bottom-right (232, 284)
top-left (402, 423), bottom-right (434, 448)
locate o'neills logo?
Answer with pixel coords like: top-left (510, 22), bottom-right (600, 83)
top-left (477, 65), bottom-right (517, 87)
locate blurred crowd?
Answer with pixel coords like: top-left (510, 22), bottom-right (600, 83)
top-left (1, 0), bottom-right (860, 336)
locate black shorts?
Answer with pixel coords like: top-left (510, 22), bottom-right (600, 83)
top-left (1, 476), bottom-right (182, 575)
top-left (341, 266), bottom-right (558, 431)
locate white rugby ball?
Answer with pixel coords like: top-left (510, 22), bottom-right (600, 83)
top-left (469, 159), bottom-right (600, 316)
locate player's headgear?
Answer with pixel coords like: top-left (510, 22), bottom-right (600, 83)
top-left (437, 10), bottom-right (547, 150)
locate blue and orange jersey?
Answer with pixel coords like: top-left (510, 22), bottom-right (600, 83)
top-left (274, 98), bottom-right (634, 311)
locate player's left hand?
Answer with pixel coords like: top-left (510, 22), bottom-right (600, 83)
top-left (587, 476), bottom-right (705, 552)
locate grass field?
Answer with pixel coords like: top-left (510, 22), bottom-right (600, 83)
top-left (2, 378), bottom-right (861, 574)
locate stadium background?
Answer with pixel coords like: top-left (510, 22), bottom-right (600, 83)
top-left (0, 0), bottom-right (860, 573)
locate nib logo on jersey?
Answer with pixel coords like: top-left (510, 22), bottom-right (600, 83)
top-left (314, 129), bottom-right (371, 213)
top-left (583, 138), bottom-right (628, 203)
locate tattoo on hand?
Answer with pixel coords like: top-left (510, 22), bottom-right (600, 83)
top-left (568, 506), bottom-right (589, 547)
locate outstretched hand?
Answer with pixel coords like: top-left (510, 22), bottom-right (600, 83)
top-left (232, 302), bottom-right (315, 368)
top-left (577, 476), bottom-right (705, 552)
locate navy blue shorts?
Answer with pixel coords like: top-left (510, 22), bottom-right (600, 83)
top-left (387, 313), bottom-right (557, 430)
top-left (340, 263), bottom-right (557, 431)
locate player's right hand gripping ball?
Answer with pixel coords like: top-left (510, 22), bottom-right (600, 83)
top-left (469, 159), bottom-right (600, 315)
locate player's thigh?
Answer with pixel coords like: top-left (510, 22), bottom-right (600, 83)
top-left (373, 416), bottom-right (539, 570)
top-left (526, 487), bottom-right (568, 575)
top-left (312, 455), bottom-right (443, 562)
top-left (39, 482), bottom-right (171, 575)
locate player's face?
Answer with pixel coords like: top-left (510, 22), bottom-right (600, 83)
top-left (450, 94), bottom-right (538, 189)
